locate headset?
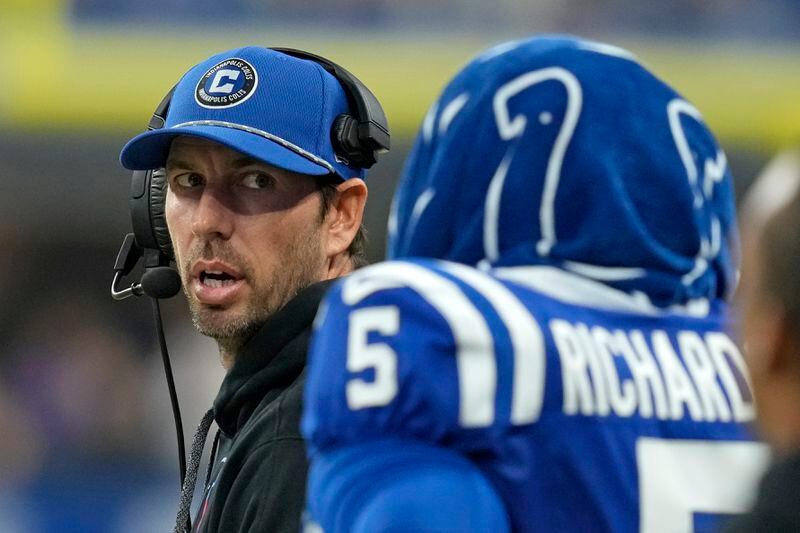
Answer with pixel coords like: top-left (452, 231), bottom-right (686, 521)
top-left (109, 48), bottom-right (390, 529)
top-left (111, 47), bottom-right (390, 301)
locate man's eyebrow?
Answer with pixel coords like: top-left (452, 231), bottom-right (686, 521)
top-left (165, 158), bottom-right (193, 171)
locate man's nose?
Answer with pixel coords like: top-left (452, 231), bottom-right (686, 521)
top-left (191, 188), bottom-right (234, 240)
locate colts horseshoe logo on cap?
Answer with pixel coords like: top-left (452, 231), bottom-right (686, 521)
top-left (195, 58), bottom-right (258, 109)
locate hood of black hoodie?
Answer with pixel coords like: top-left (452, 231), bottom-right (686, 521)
top-left (212, 279), bottom-right (336, 437)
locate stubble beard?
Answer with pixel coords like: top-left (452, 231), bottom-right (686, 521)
top-left (178, 227), bottom-right (325, 361)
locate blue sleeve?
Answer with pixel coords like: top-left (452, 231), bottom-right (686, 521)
top-left (301, 260), bottom-right (517, 531)
top-left (305, 439), bottom-right (510, 533)
top-left (302, 261), bottom-right (478, 454)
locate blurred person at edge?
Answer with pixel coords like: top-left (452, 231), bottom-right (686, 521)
top-left (301, 35), bottom-right (770, 532)
top-left (119, 46), bottom-right (382, 532)
top-left (727, 149), bottom-right (800, 532)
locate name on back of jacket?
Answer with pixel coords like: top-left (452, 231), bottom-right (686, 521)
top-left (549, 320), bottom-right (754, 423)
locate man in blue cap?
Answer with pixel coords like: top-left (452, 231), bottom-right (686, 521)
top-left (301, 36), bottom-right (769, 532)
top-left (119, 46), bottom-right (387, 532)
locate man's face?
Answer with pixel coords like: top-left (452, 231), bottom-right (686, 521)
top-left (165, 136), bottom-right (328, 353)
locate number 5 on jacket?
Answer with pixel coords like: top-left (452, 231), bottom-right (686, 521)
top-left (340, 260), bottom-right (546, 429)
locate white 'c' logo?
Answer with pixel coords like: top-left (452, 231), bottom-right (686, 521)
top-left (208, 69), bottom-right (241, 94)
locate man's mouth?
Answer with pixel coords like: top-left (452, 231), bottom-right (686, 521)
top-left (191, 261), bottom-right (246, 305)
top-left (200, 270), bottom-right (238, 288)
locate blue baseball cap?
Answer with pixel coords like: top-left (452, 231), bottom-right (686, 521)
top-left (120, 46), bottom-right (366, 180)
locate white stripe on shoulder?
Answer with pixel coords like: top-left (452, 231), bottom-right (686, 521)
top-left (439, 261), bottom-right (546, 424)
top-left (341, 261), bottom-right (498, 427)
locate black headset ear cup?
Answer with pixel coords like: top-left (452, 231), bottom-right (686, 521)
top-left (149, 169), bottom-right (174, 260)
top-left (331, 113), bottom-right (374, 168)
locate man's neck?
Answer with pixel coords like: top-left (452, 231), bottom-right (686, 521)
top-left (219, 337), bottom-right (246, 370)
top-left (326, 255), bottom-right (355, 280)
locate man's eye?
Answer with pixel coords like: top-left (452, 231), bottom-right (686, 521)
top-left (241, 172), bottom-right (275, 190)
top-left (173, 173), bottom-right (203, 188)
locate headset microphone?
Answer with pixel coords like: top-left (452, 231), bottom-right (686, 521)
top-left (111, 235), bottom-right (182, 300)
top-left (142, 267), bottom-right (182, 299)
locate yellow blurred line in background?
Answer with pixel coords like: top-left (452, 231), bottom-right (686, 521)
top-left (635, 43), bottom-right (800, 152)
top-left (0, 8), bottom-right (798, 151)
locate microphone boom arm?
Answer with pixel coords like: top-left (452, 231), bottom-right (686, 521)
top-left (111, 233), bottom-right (145, 300)
top-left (111, 234), bottom-right (181, 300)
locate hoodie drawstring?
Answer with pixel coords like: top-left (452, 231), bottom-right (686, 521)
top-left (174, 408), bottom-right (215, 533)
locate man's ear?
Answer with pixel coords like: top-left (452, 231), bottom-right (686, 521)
top-left (323, 178), bottom-right (368, 258)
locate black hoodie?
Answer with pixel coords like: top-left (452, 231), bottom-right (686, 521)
top-left (192, 280), bottom-right (335, 533)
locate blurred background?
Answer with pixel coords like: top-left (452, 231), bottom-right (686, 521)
top-left (0, 0), bottom-right (798, 530)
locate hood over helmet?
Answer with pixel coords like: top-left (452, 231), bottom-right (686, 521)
top-left (388, 35), bottom-right (738, 308)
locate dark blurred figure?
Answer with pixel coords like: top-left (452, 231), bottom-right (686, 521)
top-left (730, 150), bottom-right (800, 531)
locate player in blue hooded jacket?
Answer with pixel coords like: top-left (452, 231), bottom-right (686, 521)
top-left (301, 35), bottom-right (770, 532)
